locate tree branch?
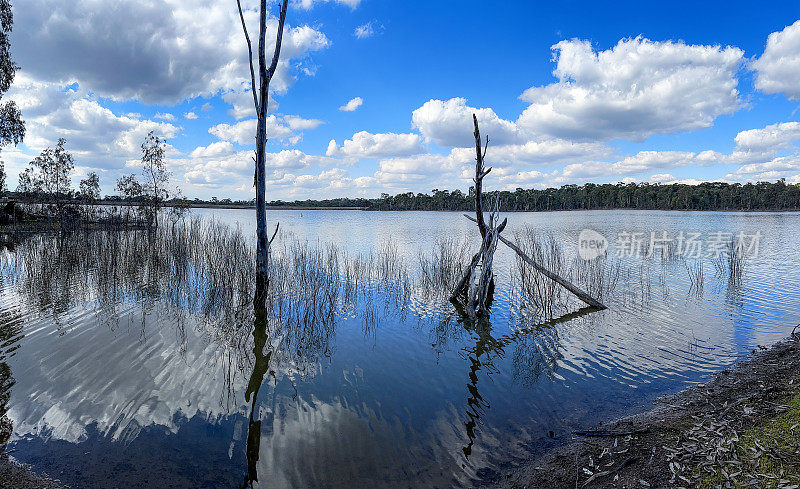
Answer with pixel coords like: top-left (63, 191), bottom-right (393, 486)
top-left (266, 0), bottom-right (289, 79)
top-left (236, 0), bottom-right (259, 112)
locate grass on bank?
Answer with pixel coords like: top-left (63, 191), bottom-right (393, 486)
top-left (696, 393), bottom-right (800, 488)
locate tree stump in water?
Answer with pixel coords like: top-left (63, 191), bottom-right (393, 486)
top-left (451, 114), bottom-right (606, 318)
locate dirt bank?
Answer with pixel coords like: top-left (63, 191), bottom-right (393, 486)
top-left (494, 331), bottom-right (800, 489)
top-left (0, 454), bottom-right (63, 489)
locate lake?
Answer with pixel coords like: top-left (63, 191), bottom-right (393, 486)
top-left (1, 209), bottom-right (799, 488)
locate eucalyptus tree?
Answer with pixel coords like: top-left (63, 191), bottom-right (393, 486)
top-left (79, 172), bottom-right (100, 203)
top-left (116, 131), bottom-right (173, 228)
top-left (21, 138), bottom-right (74, 223)
top-left (0, 0), bottom-right (24, 153)
top-left (140, 131), bottom-right (171, 228)
top-left (236, 0), bottom-right (289, 299)
top-left (79, 172), bottom-right (100, 221)
top-left (0, 0), bottom-right (23, 200)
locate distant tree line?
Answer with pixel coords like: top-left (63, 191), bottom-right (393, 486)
top-left (364, 181), bottom-right (800, 212)
top-left (256, 181), bottom-right (800, 212)
top-left (125, 180), bottom-right (800, 212)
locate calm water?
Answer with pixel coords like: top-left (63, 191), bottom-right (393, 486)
top-left (1, 209), bottom-right (799, 488)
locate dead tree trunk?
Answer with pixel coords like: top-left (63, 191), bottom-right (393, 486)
top-left (451, 115), bottom-right (507, 317)
top-left (237, 0), bottom-right (287, 305)
top-left (451, 114), bottom-right (606, 317)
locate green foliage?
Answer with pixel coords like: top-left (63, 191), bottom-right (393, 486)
top-left (0, 0), bottom-right (23, 149)
top-left (115, 131), bottom-right (175, 227)
top-left (79, 172), bottom-right (101, 203)
top-left (28, 138), bottom-right (74, 197)
top-left (141, 131), bottom-right (171, 206)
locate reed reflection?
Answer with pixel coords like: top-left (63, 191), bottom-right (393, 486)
top-left (0, 308), bottom-right (23, 456)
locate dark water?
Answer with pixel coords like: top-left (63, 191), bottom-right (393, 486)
top-left (1, 209), bottom-right (799, 488)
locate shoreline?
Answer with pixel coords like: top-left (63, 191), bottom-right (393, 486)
top-left (0, 454), bottom-right (62, 489)
top-left (493, 332), bottom-right (800, 488)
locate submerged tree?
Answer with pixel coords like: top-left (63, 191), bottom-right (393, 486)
top-left (236, 0), bottom-right (289, 299)
top-left (79, 172), bottom-right (100, 203)
top-left (18, 138), bottom-right (75, 224)
top-left (116, 131), bottom-right (173, 228)
top-left (79, 172), bottom-right (101, 221)
top-left (15, 167), bottom-right (37, 205)
top-left (140, 131), bottom-right (171, 227)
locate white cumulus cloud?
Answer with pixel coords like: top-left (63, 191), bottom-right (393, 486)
top-left (412, 98), bottom-right (520, 147)
top-left (517, 37), bottom-right (744, 141)
top-left (339, 97), bottom-right (363, 112)
top-left (752, 20), bottom-right (800, 100)
top-left (326, 131), bottom-right (423, 158)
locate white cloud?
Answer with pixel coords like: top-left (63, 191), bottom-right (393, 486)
top-left (517, 37), bottom-right (744, 141)
top-left (374, 154), bottom-right (455, 184)
top-left (295, 0), bottom-right (362, 10)
top-left (208, 114), bottom-right (322, 145)
top-left (184, 148), bottom-right (333, 187)
top-left (734, 121), bottom-right (800, 154)
top-left (222, 90), bottom-right (281, 120)
top-left (752, 20), bottom-right (800, 100)
top-left (185, 111), bottom-right (198, 120)
top-left (13, 0), bottom-right (329, 104)
top-left (284, 115), bottom-right (324, 131)
top-left (725, 154), bottom-right (800, 181)
top-left (7, 73), bottom-right (179, 165)
top-left (189, 141), bottom-right (235, 158)
top-left (209, 119), bottom-right (258, 145)
top-left (452, 139), bottom-right (612, 168)
top-left (412, 98), bottom-right (520, 147)
top-left (326, 131), bottom-right (423, 158)
top-left (497, 169), bottom-right (555, 189)
top-left (648, 173), bottom-right (676, 183)
top-left (339, 97), bottom-right (363, 112)
top-left (154, 112), bottom-right (176, 121)
top-left (354, 22), bottom-right (375, 39)
top-left (560, 151), bottom-right (710, 181)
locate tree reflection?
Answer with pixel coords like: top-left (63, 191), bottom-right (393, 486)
top-left (0, 308), bottom-right (23, 454)
top-left (455, 306), bottom-right (599, 460)
top-left (242, 282), bottom-right (272, 489)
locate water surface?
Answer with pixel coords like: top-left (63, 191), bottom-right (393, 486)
top-left (1, 209), bottom-right (799, 488)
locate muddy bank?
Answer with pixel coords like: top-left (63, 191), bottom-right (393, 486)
top-left (494, 332), bottom-right (800, 489)
top-left (0, 454), bottom-right (62, 489)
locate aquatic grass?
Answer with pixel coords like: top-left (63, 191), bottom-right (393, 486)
top-left (418, 237), bottom-right (470, 295)
top-left (685, 259), bottom-right (704, 295)
top-left (713, 238), bottom-right (744, 285)
top-left (510, 227), bottom-right (627, 320)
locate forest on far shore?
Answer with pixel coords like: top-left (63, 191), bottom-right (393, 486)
top-left (7, 179), bottom-right (800, 212)
top-left (97, 179), bottom-right (799, 212)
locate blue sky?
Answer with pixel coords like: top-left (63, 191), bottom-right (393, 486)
top-left (6, 0), bottom-right (800, 200)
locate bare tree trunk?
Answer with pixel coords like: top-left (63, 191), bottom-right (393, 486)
top-left (237, 0), bottom-right (288, 305)
top-left (451, 115), bottom-right (506, 317)
top-left (452, 114), bottom-right (606, 316)
top-left (472, 114), bottom-right (489, 240)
